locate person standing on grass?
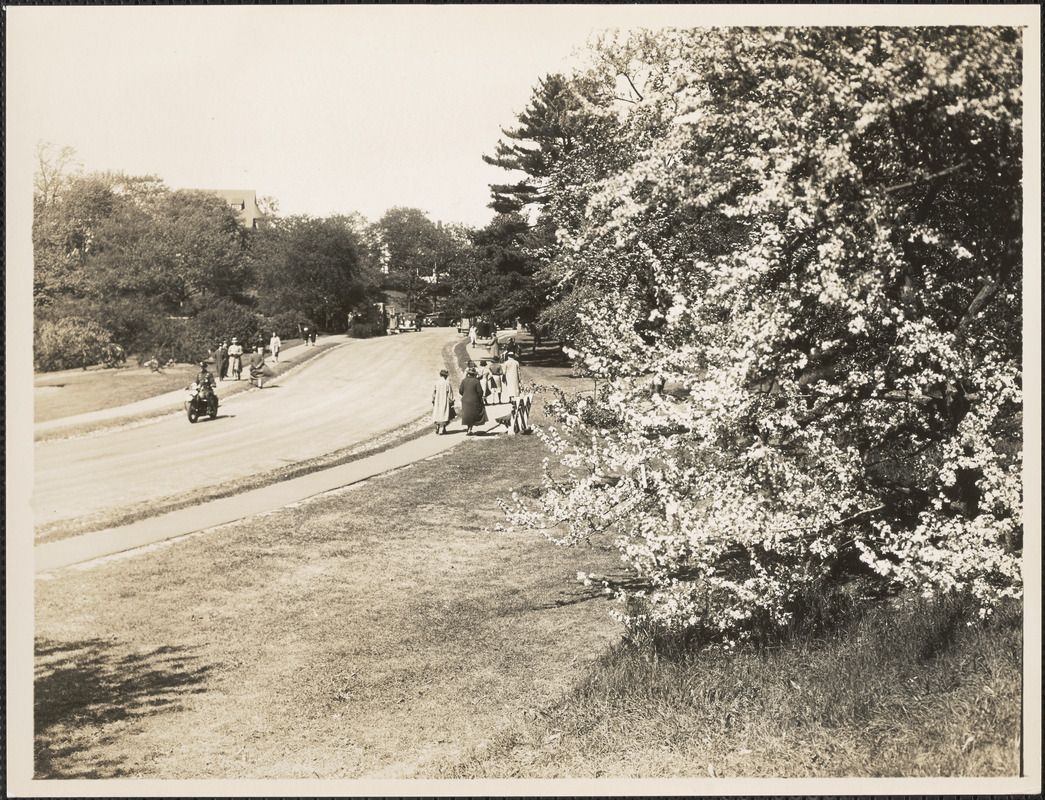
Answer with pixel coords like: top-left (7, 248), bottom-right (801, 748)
top-left (431, 368), bottom-right (454, 435)
top-left (269, 332), bottom-right (281, 363)
top-left (215, 340), bottom-right (229, 381)
top-left (459, 366), bottom-right (487, 435)
top-left (503, 351), bottom-right (521, 403)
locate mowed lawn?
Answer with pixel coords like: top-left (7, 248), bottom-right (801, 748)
top-left (34, 344), bottom-right (626, 780)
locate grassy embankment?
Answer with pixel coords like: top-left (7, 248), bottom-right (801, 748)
top-left (33, 339), bottom-right (1023, 779)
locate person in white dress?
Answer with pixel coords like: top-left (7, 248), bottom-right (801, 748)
top-left (431, 369), bottom-right (454, 434)
top-left (502, 352), bottom-right (521, 402)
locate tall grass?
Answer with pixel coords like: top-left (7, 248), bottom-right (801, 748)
top-left (435, 591), bottom-right (1022, 778)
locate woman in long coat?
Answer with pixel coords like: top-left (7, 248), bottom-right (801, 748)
top-left (459, 367), bottom-right (487, 435)
top-left (489, 334), bottom-right (501, 360)
top-left (502, 352), bottom-right (521, 402)
top-left (432, 369), bottom-right (454, 435)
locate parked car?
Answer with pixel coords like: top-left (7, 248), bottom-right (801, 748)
top-left (424, 314), bottom-right (450, 327)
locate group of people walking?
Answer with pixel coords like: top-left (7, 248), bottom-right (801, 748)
top-left (431, 351), bottom-right (522, 436)
top-left (211, 332), bottom-right (285, 385)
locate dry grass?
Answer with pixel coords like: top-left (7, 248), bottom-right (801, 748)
top-left (433, 594), bottom-right (1023, 779)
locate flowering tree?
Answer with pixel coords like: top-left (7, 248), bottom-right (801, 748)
top-left (500, 27), bottom-right (1024, 644)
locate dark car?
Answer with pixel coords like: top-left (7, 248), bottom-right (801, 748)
top-left (424, 314), bottom-right (450, 327)
top-left (397, 312), bottom-right (420, 333)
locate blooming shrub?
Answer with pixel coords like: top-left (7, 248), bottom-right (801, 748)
top-left (499, 28), bottom-right (1025, 645)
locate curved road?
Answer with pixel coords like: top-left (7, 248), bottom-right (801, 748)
top-left (33, 330), bottom-right (459, 530)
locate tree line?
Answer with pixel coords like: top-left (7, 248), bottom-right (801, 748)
top-left (32, 149), bottom-right (548, 371)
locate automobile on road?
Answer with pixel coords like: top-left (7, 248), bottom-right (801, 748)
top-left (396, 312), bottom-right (420, 333)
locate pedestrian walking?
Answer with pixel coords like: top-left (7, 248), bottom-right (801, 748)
top-left (503, 351), bottom-right (521, 402)
top-left (478, 360), bottom-right (493, 405)
top-left (488, 357), bottom-right (504, 404)
top-left (469, 325), bottom-right (477, 347)
top-left (302, 325), bottom-right (311, 346)
top-left (309, 328), bottom-right (317, 346)
top-left (269, 332), bottom-right (281, 363)
top-left (227, 338), bottom-right (244, 380)
top-left (459, 366), bottom-right (487, 435)
top-left (431, 369), bottom-right (455, 435)
top-left (504, 337), bottom-right (521, 361)
top-left (215, 340), bottom-right (229, 381)
top-left (489, 333), bottom-right (500, 361)
top-left (249, 345), bottom-right (266, 388)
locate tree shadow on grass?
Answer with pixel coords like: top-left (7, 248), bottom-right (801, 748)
top-left (34, 637), bottom-right (212, 779)
top-left (518, 345), bottom-right (572, 369)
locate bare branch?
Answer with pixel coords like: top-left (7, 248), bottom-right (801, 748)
top-left (883, 161), bottom-right (969, 194)
top-left (619, 71), bottom-right (644, 103)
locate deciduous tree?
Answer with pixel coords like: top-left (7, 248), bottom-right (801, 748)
top-left (503, 27), bottom-right (1024, 644)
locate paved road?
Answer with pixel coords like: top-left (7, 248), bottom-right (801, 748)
top-left (33, 330), bottom-right (459, 529)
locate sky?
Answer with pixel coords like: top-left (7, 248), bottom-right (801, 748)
top-left (6, 5), bottom-right (709, 229)
top-left (8, 4), bottom-right (1027, 230)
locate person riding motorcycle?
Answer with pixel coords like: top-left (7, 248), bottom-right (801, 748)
top-left (195, 361), bottom-right (216, 392)
top-left (186, 361), bottom-right (219, 421)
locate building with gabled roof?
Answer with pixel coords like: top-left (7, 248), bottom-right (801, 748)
top-left (207, 189), bottom-right (263, 229)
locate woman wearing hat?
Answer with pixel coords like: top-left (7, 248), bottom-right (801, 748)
top-left (227, 337), bottom-right (244, 380)
top-left (432, 369), bottom-right (454, 435)
top-left (458, 365), bottom-right (487, 435)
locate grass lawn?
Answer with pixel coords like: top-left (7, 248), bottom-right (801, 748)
top-left (34, 363), bottom-right (200, 422)
top-left (34, 391), bottom-right (624, 779)
top-left (32, 336), bottom-right (1024, 781)
top-left (33, 338), bottom-right (311, 424)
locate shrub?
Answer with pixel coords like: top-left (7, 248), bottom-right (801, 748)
top-left (34, 317), bottom-right (119, 372)
top-left (348, 319), bottom-right (386, 339)
top-left (260, 311), bottom-right (305, 341)
top-left (191, 298), bottom-right (263, 357)
top-left (500, 28), bottom-right (1023, 646)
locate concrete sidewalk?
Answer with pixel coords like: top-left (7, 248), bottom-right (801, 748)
top-left (35, 330), bottom-right (525, 572)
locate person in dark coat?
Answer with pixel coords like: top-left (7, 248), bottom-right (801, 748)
top-left (459, 366), bottom-right (487, 435)
top-left (215, 341), bottom-right (229, 381)
top-left (504, 337), bottom-right (521, 361)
